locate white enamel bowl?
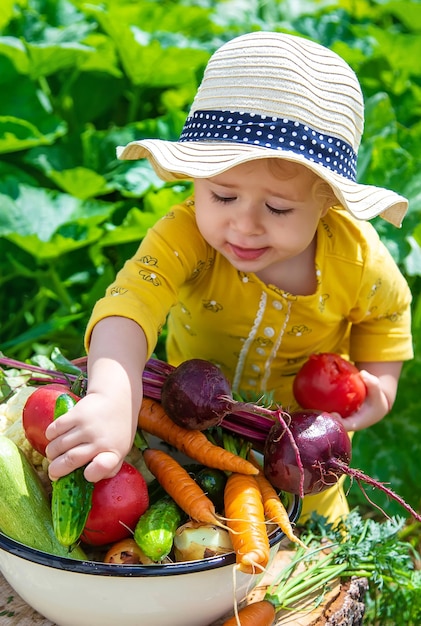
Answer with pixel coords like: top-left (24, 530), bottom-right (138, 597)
top-left (0, 493), bottom-right (300, 626)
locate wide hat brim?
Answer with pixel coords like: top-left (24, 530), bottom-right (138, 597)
top-left (117, 138), bottom-right (408, 227)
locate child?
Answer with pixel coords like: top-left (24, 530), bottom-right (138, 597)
top-left (45, 31), bottom-right (413, 522)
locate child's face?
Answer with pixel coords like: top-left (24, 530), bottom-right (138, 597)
top-left (194, 159), bottom-right (331, 275)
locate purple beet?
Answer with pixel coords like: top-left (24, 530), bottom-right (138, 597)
top-left (264, 409), bottom-right (352, 495)
top-left (160, 358), bottom-right (233, 430)
top-left (264, 409), bottom-right (421, 522)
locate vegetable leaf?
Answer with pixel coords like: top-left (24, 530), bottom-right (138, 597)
top-left (266, 510), bottom-right (420, 623)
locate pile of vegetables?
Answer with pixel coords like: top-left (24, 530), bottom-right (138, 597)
top-left (1, 349), bottom-right (421, 625)
top-left (0, 353), bottom-right (301, 573)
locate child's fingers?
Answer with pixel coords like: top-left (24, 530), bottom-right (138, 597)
top-left (48, 445), bottom-right (122, 482)
top-left (83, 452), bottom-right (123, 482)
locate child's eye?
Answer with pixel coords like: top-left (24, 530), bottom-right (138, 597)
top-left (211, 192), bottom-right (236, 204)
top-left (266, 204), bottom-right (293, 216)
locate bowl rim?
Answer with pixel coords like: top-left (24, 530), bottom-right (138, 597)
top-left (0, 495), bottom-right (301, 577)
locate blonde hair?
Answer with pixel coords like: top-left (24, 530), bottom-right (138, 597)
top-left (313, 179), bottom-right (338, 209)
top-left (267, 158), bottom-right (338, 209)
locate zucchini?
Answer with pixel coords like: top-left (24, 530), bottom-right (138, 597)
top-left (134, 495), bottom-right (183, 561)
top-left (51, 394), bottom-right (94, 547)
top-left (0, 435), bottom-right (86, 559)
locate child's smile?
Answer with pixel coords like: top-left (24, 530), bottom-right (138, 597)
top-left (227, 243), bottom-right (269, 261)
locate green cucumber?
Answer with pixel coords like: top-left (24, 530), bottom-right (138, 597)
top-left (134, 495), bottom-right (183, 561)
top-left (147, 477), bottom-right (167, 505)
top-left (195, 468), bottom-right (227, 512)
top-left (0, 435), bottom-right (86, 559)
top-left (51, 394), bottom-right (94, 547)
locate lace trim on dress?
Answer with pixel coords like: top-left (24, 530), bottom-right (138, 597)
top-left (260, 299), bottom-right (292, 392)
top-left (232, 291), bottom-right (267, 394)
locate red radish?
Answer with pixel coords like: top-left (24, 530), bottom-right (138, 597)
top-left (264, 409), bottom-right (421, 522)
top-left (293, 353), bottom-right (367, 417)
top-left (22, 384), bottom-right (79, 456)
top-left (160, 358), bottom-right (233, 430)
top-left (81, 461), bottom-right (149, 546)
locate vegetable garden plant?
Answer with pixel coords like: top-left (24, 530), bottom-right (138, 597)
top-left (0, 0), bottom-right (420, 623)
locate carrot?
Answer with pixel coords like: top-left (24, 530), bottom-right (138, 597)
top-left (222, 600), bottom-right (276, 626)
top-left (224, 472), bottom-right (270, 575)
top-left (253, 469), bottom-right (306, 550)
top-left (142, 448), bottom-right (222, 526)
top-left (139, 398), bottom-right (258, 476)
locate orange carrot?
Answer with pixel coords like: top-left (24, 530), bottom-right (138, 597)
top-left (139, 398), bottom-right (258, 476)
top-left (223, 600), bottom-right (276, 626)
top-left (142, 448), bottom-right (222, 526)
top-left (253, 469), bottom-right (306, 549)
top-left (224, 473), bottom-right (270, 575)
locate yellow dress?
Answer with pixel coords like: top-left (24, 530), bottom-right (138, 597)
top-left (86, 197), bottom-right (413, 522)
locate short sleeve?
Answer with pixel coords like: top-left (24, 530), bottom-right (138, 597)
top-left (84, 199), bottom-right (209, 357)
top-left (348, 228), bottom-right (413, 362)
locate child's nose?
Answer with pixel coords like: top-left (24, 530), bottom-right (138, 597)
top-left (231, 203), bottom-right (263, 235)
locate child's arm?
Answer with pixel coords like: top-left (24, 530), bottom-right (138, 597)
top-left (45, 316), bottom-right (148, 482)
top-left (337, 360), bottom-right (403, 432)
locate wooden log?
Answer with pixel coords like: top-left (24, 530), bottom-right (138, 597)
top-left (320, 577), bottom-right (368, 626)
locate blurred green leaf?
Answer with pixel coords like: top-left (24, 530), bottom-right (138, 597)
top-left (99, 185), bottom-right (191, 245)
top-left (0, 314), bottom-right (85, 351)
top-left (85, 3), bottom-right (210, 88)
top-left (384, 0), bottom-right (421, 30)
top-left (350, 355), bottom-right (421, 516)
top-left (0, 181), bottom-right (113, 243)
top-left (405, 236), bottom-right (421, 277)
top-left (25, 41), bottom-right (95, 80)
top-left (0, 77), bottom-right (66, 152)
top-left (0, 36), bottom-right (30, 76)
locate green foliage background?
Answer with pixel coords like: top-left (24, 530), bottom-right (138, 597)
top-left (1, 0), bottom-right (420, 519)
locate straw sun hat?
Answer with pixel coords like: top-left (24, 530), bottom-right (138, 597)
top-left (117, 31), bottom-right (408, 227)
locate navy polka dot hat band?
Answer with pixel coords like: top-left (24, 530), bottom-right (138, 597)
top-left (117, 31), bottom-right (408, 227)
top-left (180, 110), bottom-right (357, 181)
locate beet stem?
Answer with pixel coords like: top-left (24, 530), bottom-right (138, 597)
top-left (332, 459), bottom-right (421, 523)
top-left (222, 411), bottom-right (274, 432)
top-left (145, 358), bottom-right (175, 376)
top-left (0, 356), bottom-right (71, 378)
top-left (219, 421), bottom-right (268, 442)
top-left (226, 398), bottom-right (278, 420)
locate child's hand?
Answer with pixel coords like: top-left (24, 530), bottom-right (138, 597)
top-left (335, 369), bottom-right (390, 432)
top-left (45, 390), bottom-right (137, 483)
